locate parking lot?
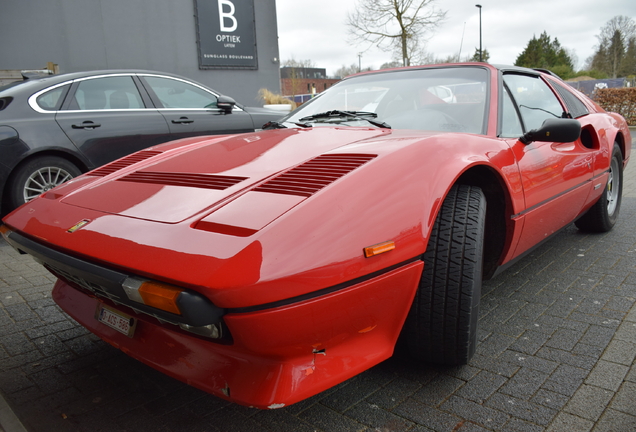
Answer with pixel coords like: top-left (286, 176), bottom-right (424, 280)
top-left (1, 132), bottom-right (636, 432)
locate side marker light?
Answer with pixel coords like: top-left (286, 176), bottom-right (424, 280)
top-left (0, 225), bottom-right (10, 238)
top-left (364, 241), bottom-right (395, 258)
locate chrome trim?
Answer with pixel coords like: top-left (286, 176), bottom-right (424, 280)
top-left (137, 72), bottom-right (244, 112)
top-left (28, 81), bottom-right (74, 114)
top-left (27, 72), bottom-right (243, 114)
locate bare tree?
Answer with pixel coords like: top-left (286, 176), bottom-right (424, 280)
top-left (334, 63), bottom-right (373, 78)
top-left (598, 16), bottom-right (636, 45)
top-left (379, 60), bottom-right (403, 69)
top-left (282, 58), bottom-right (316, 68)
top-left (591, 16), bottom-right (636, 78)
top-left (347, 0), bottom-right (446, 67)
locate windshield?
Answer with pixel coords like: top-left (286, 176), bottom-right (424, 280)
top-left (285, 66), bottom-right (489, 134)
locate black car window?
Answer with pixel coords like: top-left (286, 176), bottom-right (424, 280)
top-left (548, 79), bottom-right (589, 119)
top-left (500, 85), bottom-right (523, 138)
top-left (144, 76), bottom-right (218, 109)
top-left (36, 84), bottom-right (70, 111)
top-left (503, 74), bottom-right (565, 132)
top-left (71, 76), bottom-right (144, 110)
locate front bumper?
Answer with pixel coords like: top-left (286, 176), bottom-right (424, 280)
top-left (49, 257), bottom-right (424, 408)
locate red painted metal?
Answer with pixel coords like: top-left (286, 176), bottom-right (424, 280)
top-left (52, 261), bottom-right (423, 408)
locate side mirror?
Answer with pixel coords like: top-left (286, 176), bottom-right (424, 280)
top-left (520, 118), bottom-right (581, 145)
top-left (217, 95), bottom-right (236, 114)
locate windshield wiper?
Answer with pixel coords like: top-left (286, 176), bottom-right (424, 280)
top-left (262, 121), bottom-right (287, 129)
top-left (262, 121), bottom-right (312, 130)
top-left (299, 110), bottom-right (391, 129)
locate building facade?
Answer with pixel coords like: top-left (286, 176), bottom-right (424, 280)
top-left (280, 67), bottom-right (340, 98)
top-left (0, 0), bottom-right (281, 106)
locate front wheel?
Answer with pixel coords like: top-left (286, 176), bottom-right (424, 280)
top-left (402, 184), bottom-right (486, 365)
top-left (575, 143), bottom-right (623, 233)
top-left (8, 156), bottom-right (81, 210)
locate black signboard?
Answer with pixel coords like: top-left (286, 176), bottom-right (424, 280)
top-left (194, 0), bottom-right (257, 69)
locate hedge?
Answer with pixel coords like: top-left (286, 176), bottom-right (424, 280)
top-left (593, 87), bottom-right (636, 126)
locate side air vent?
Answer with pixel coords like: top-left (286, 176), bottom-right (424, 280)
top-left (253, 154), bottom-right (377, 197)
top-left (119, 172), bottom-right (247, 190)
top-left (87, 150), bottom-right (163, 177)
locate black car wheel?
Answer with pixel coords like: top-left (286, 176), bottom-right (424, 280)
top-left (8, 156), bottom-right (81, 209)
top-left (575, 143), bottom-right (623, 233)
top-left (403, 184), bottom-right (485, 365)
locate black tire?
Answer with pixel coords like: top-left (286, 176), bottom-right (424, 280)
top-left (575, 143), bottom-right (623, 233)
top-left (403, 184), bottom-right (486, 365)
top-left (8, 156), bottom-right (81, 210)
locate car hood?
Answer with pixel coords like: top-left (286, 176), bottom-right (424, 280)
top-left (60, 127), bottom-right (391, 223)
top-left (3, 126), bottom-right (487, 307)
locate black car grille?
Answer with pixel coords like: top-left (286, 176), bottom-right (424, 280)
top-left (45, 263), bottom-right (188, 326)
top-left (44, 263), bottom-right (122, 302)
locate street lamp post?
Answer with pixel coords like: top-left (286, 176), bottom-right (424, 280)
top-left (475, 4), bottom-right (482, 62)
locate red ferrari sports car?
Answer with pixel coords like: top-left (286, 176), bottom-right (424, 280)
top-left (1, 63), bottom-right (631, 409)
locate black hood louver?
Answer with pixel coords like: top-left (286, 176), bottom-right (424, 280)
top-left (87, 150), bottom-right (163, 177)
top-left (118, 172), bottom-right (247, 190)
top-left (253, 154), bottom-right (377, 197)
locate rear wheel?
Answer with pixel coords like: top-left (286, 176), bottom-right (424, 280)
top-left (575, 143), bottom-right (623, 233)
top-left (8, 156), bottom-right (81, 210)
top-left (403, 184), bottom-right (486, 365)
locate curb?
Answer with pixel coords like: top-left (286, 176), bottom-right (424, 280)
top-left (0, 390), bottom-right (27, 432)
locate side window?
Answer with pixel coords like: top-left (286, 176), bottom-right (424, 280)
top-left (503, 74), bottom-right (565, 132)
top-left (143, 77), bottom-right (218, 109)
top-left (549, 79), bottom-right (589, 118)
top-left (36, 84), bottom-right (70, 111)
top-left (500, 85), bottom-right (523, 138)
top-left (71, 76), bottom-right (144, 110)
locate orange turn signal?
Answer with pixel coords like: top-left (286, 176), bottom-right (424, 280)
top-left (139, 281), bottom-right (183, 315)
top-left (0, 225), bottom-right (10, 236)
top-left (364, 241), bottom-right (395, 258)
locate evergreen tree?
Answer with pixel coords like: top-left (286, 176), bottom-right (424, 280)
top-left (619, 37), bottom-right (636, 77)
top-left (608, 30), bottom-right (625, 77)
top-left (514, 31), bottom-right (574, 75)
top-left (470, 48), bottom-right (490, 62)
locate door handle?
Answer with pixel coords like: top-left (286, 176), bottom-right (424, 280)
top-left (172, 117), bottom-right (194, 124)
top-left (71, 121), bottom-right (101, 129)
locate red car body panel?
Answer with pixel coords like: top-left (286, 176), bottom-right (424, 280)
top-left (6, 129), bottom-right (518, 308)
top-left (2, 63), bottom-right (631, 408)
top-left (52, 260), bottom-right (423, 408)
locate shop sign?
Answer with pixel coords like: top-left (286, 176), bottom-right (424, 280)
top-left (195, 0), bottom-right (257, 69)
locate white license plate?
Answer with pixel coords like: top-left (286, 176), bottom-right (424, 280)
top-left (96, 304), bottom-right (136, 337)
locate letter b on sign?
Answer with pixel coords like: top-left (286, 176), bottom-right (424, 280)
top-left (218, 0), bottom-right (237, 32)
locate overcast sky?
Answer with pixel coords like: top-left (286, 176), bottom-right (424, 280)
top-left (275, 0), bottom-right (636, 76)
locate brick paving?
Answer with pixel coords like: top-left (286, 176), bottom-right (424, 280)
top-left (0, 132), bottom-right (635, 431)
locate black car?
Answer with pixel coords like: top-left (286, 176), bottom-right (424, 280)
top-left (0, 70), bottom-right (283, 214)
